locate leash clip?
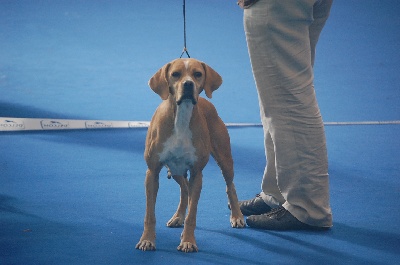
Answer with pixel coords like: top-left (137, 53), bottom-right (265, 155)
top-left (180, 47), bottom-right (190, 58)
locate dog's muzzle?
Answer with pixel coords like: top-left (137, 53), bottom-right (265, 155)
top-left (177, 81), bottom-right (197, 105)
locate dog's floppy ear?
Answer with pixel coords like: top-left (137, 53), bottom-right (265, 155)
top-left (148, 63), bottom-right (171, 100)
top-left (201, 62), bottom-right (223, 99)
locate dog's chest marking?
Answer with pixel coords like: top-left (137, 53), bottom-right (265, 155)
top-left (159, 101), bottom-right (197, 177)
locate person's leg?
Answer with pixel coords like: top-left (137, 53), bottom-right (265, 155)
top-left (244, 0), bottom-right (333, 228)
top-left (310, 0), bottom-right (333, 67)
top-left (259, 119), bottom-right (285, 207)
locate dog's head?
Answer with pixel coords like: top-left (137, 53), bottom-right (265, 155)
top-left (148, 58), bottom-right (222, 105)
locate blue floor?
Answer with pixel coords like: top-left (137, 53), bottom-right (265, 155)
top-left (1, 1), bottom-right (400, 264)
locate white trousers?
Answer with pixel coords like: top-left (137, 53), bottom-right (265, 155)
top-left (244, 0), bottom-right (333, 227)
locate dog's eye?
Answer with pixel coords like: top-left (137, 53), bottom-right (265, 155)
top-left (194, 72), bottom-right (202, 78)
top-left (171, 72), bottom-right (181, 78)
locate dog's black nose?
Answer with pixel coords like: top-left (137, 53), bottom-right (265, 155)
top-left (177, 80), bottom-right (196, 105)
top-left (183, 81), bottom-right (194, 91)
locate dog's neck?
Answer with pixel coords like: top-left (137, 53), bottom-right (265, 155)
top-left (174, 100), bottom-right (194, 134)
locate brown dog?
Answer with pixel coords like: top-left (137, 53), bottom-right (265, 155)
top-left (135, 58), bottom-right (245, 253)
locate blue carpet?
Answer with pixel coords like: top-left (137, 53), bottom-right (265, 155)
top-left (1, 1), bottom-right (400, 264)
top-left (1, 126), bottom-right (399, 264)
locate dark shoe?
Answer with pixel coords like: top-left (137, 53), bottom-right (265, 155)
top-left (229, 194), bottom-right (272, 216)
top-left (246, 206), bottom-right (330, 231)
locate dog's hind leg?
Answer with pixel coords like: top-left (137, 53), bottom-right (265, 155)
top-left (177, 170), bottom-right (202, 252)
top-left (167, 175), bottom-right (188, 227)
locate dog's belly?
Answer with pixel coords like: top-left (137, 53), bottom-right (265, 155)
top-left (158, 129), bottom-right (197, 177)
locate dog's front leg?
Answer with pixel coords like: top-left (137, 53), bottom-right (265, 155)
top-left (136, 168), bottom-right (160, 251)
top-left (177, 171), bottom-right (202, 253)
top-left (226, 182), bottom-right (245, 228)
top-left (167, 175), bottom-right (188, 227)
top-left (208, 117), bottom-right (245, 228)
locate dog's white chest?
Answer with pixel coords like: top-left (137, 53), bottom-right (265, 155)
top-left (158, 102), bottom-right (197, 177)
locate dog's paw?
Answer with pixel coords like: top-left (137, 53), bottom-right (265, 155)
top-left (135, 240), bottom-right (156, 251)
top-left (230, 216), bottom-right (246, 228)
top-left (166, 216), bottom-right (185, 227)
top-left (177, 241), bottom-right (198, 253)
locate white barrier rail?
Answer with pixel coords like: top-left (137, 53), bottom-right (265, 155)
top-left (1, 117), bottom-right (399, 132)
top-left (0, 117), bottom-right (149, 131)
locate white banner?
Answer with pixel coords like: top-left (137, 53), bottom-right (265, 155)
top-left (0, 117), bottom-right (150, 131)
top-left (0, 117), bottom-right (399, 132)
